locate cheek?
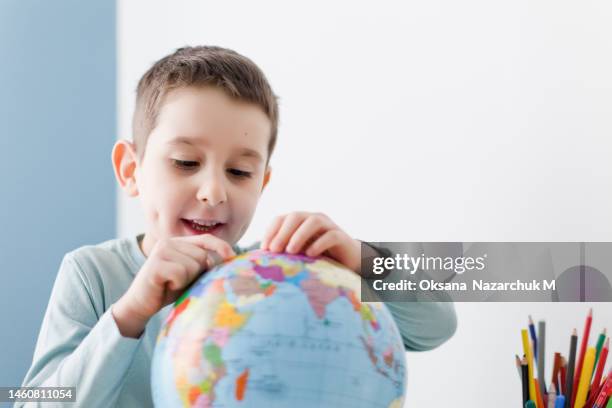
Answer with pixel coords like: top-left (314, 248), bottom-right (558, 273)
top-left (140, 164), bottom-right (188, 221)
top-left (231, 183), bottom-right (261, 218)
top-left (232, 197), bottom-right (258, 238)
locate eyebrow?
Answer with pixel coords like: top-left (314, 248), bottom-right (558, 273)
top-left (166, 136), bottom-right (263, 162)
top-left (166, 136), bottom-right (204, 147)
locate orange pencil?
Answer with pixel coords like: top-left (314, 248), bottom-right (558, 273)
top-left (572, 308), bottom-right (593, 408)
top-left (535, 378), bottom-right (545, 408)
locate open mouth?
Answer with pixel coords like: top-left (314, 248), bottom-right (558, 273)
top-left (181, 219), bottom-right (225, 235)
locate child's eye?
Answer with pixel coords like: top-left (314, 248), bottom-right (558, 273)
top-left (172, 159), bottom-right (199, 170)
top-left (227, 168), bottom-right (252, 178)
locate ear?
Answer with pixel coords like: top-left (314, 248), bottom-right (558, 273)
top-left (112, 139), bottom-right (140, 197)
top-left (261, 166), bottom-right (272, 192)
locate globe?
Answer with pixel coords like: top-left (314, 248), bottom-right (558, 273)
top-left (151, 250), bottom-right (407, 408)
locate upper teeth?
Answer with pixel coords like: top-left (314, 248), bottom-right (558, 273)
top-left (191, 220), bottom-right (219, 227)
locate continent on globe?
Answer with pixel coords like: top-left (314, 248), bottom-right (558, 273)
top-left (152, 250), bottom-right (407, 408)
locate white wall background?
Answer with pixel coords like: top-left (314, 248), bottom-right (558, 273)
top-left (117, 1), bottom-right (612, 406)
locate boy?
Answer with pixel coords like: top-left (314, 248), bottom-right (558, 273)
top-left (20, 46), bottom-right (456, 407)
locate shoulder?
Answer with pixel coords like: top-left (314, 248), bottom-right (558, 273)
top-left (65, 237), bottom-right (137, 275)
top-left (59, 237), bottom-right (139, 312)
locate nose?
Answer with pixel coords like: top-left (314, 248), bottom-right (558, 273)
top-left (196, 170), bottom-right (227, 206)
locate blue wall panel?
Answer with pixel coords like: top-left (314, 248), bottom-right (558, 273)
top-left (0, 0), bottom-right (116, 394)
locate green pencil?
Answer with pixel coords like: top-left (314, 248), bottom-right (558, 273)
top-left (525, 400), bottom-right (536, 408)
top-left (593, 328), bottom-right (607, 380)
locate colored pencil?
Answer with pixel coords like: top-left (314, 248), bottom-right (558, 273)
top-left (551, 352), bottom-right (561, 393)
top-left (560, 356), bottom-right (567, 395)
top-left (523, 329), bottom-right (537, 402)
top-left (593, 329), bottom-right (607, 380)
top-left (535, 378), bottom-right (546, 408)
top-left (588, 379), bottom-right (607, 408)
top-left (554, 395), bottom-right (566, 408)
top-left (522, 357), bottom-right (530, 406)
top-left (595, 329), bottom-right (607, 363)
top-left (574, 346), bottom-right (596, 408)
top-left (517, 354), bottom-right (524, 378)
top-left (589, 339), bottom-right (609, 406)
top-left (530, 315), bottom-right (539, 360)
top-left (548, 383), bottom-right (557, 408)
top-left (539, 320), bottom-right (547, 397)
top-left (526, 401), bottom-right (537, 408)
top-left (566, 329), bottom-right (578, 408)
top-left (593, 370), bottom-right (612, 408)
top-left (588, 382), bottom-right (605, 408)
top-left (572, 309), bottom-right (593, 408)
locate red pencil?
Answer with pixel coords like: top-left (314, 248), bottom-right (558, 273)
top-left (572, 308), bottom-right (593, 408)
top-left (560, 356), bottom-right (567, 395)
top-left (593, 339), bottom-right (609, 388)
top-left (588, 343), bottom-right (609, 408)
top-left (588, 379), bottom-right (606, 408)
top-left (551, 352), bottom-right (561, 392)
top-left (593, 370), bottom-right (612, 408)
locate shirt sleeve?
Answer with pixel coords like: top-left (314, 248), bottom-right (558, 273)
top-left (17, 254), bottom-right (143, 408)
top-left (233, 241), bottom-right (260, 254)
top-left (363, 242), bottom-right (458, 352)
top-left (383, 300), bottom-right (457, 351)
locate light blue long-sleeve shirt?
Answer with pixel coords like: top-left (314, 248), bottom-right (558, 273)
top-left (19, 234), bottom-right (456, 407)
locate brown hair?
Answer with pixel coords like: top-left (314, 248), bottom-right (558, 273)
top-left (132, 45), bottom-right (279, 163)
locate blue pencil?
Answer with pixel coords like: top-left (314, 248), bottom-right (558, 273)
top-left (529, 315), bottom-right (538, 360)
top-left (554, 395), bottom-right (565, 408)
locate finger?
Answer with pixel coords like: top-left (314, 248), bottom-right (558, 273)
top-left (160, 246), bottom-right (202, 283)
top-left (286, 215), bottom-right (330, 254)
top-left (170, 240), bottom-right (210, 270)
top-left (174, 236), bottom-right (233, 273)
top-left (305, 229), bottom-right (344, 258)
top-left (153, 260), bottom-right (189, 291)
top-left (178, 234), bottom-right (235, 260)
top-left (261, 215), bottom-right (286, 250)
top-left (269, 212), bottom-right (307, 253)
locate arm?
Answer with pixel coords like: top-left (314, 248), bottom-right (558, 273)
top-left (17, 254), bottom-right (143, 408)
top-left (383, 300), bottom-right (457, 351)
top-left (363, 242), bottom-right (458, 351)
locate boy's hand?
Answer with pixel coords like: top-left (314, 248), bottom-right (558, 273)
top-left (261, 211), bottom-right (360, 273)
top-left (112, 234), bottom-right (235, 338)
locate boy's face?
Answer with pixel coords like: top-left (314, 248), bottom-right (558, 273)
top-left (115, 86), bottom-right (272, 256)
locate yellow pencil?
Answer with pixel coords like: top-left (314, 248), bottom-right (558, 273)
top-left (522, 329), bottom-right (536, 402)
top-left (574, 347), bottom-right (596, 408)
